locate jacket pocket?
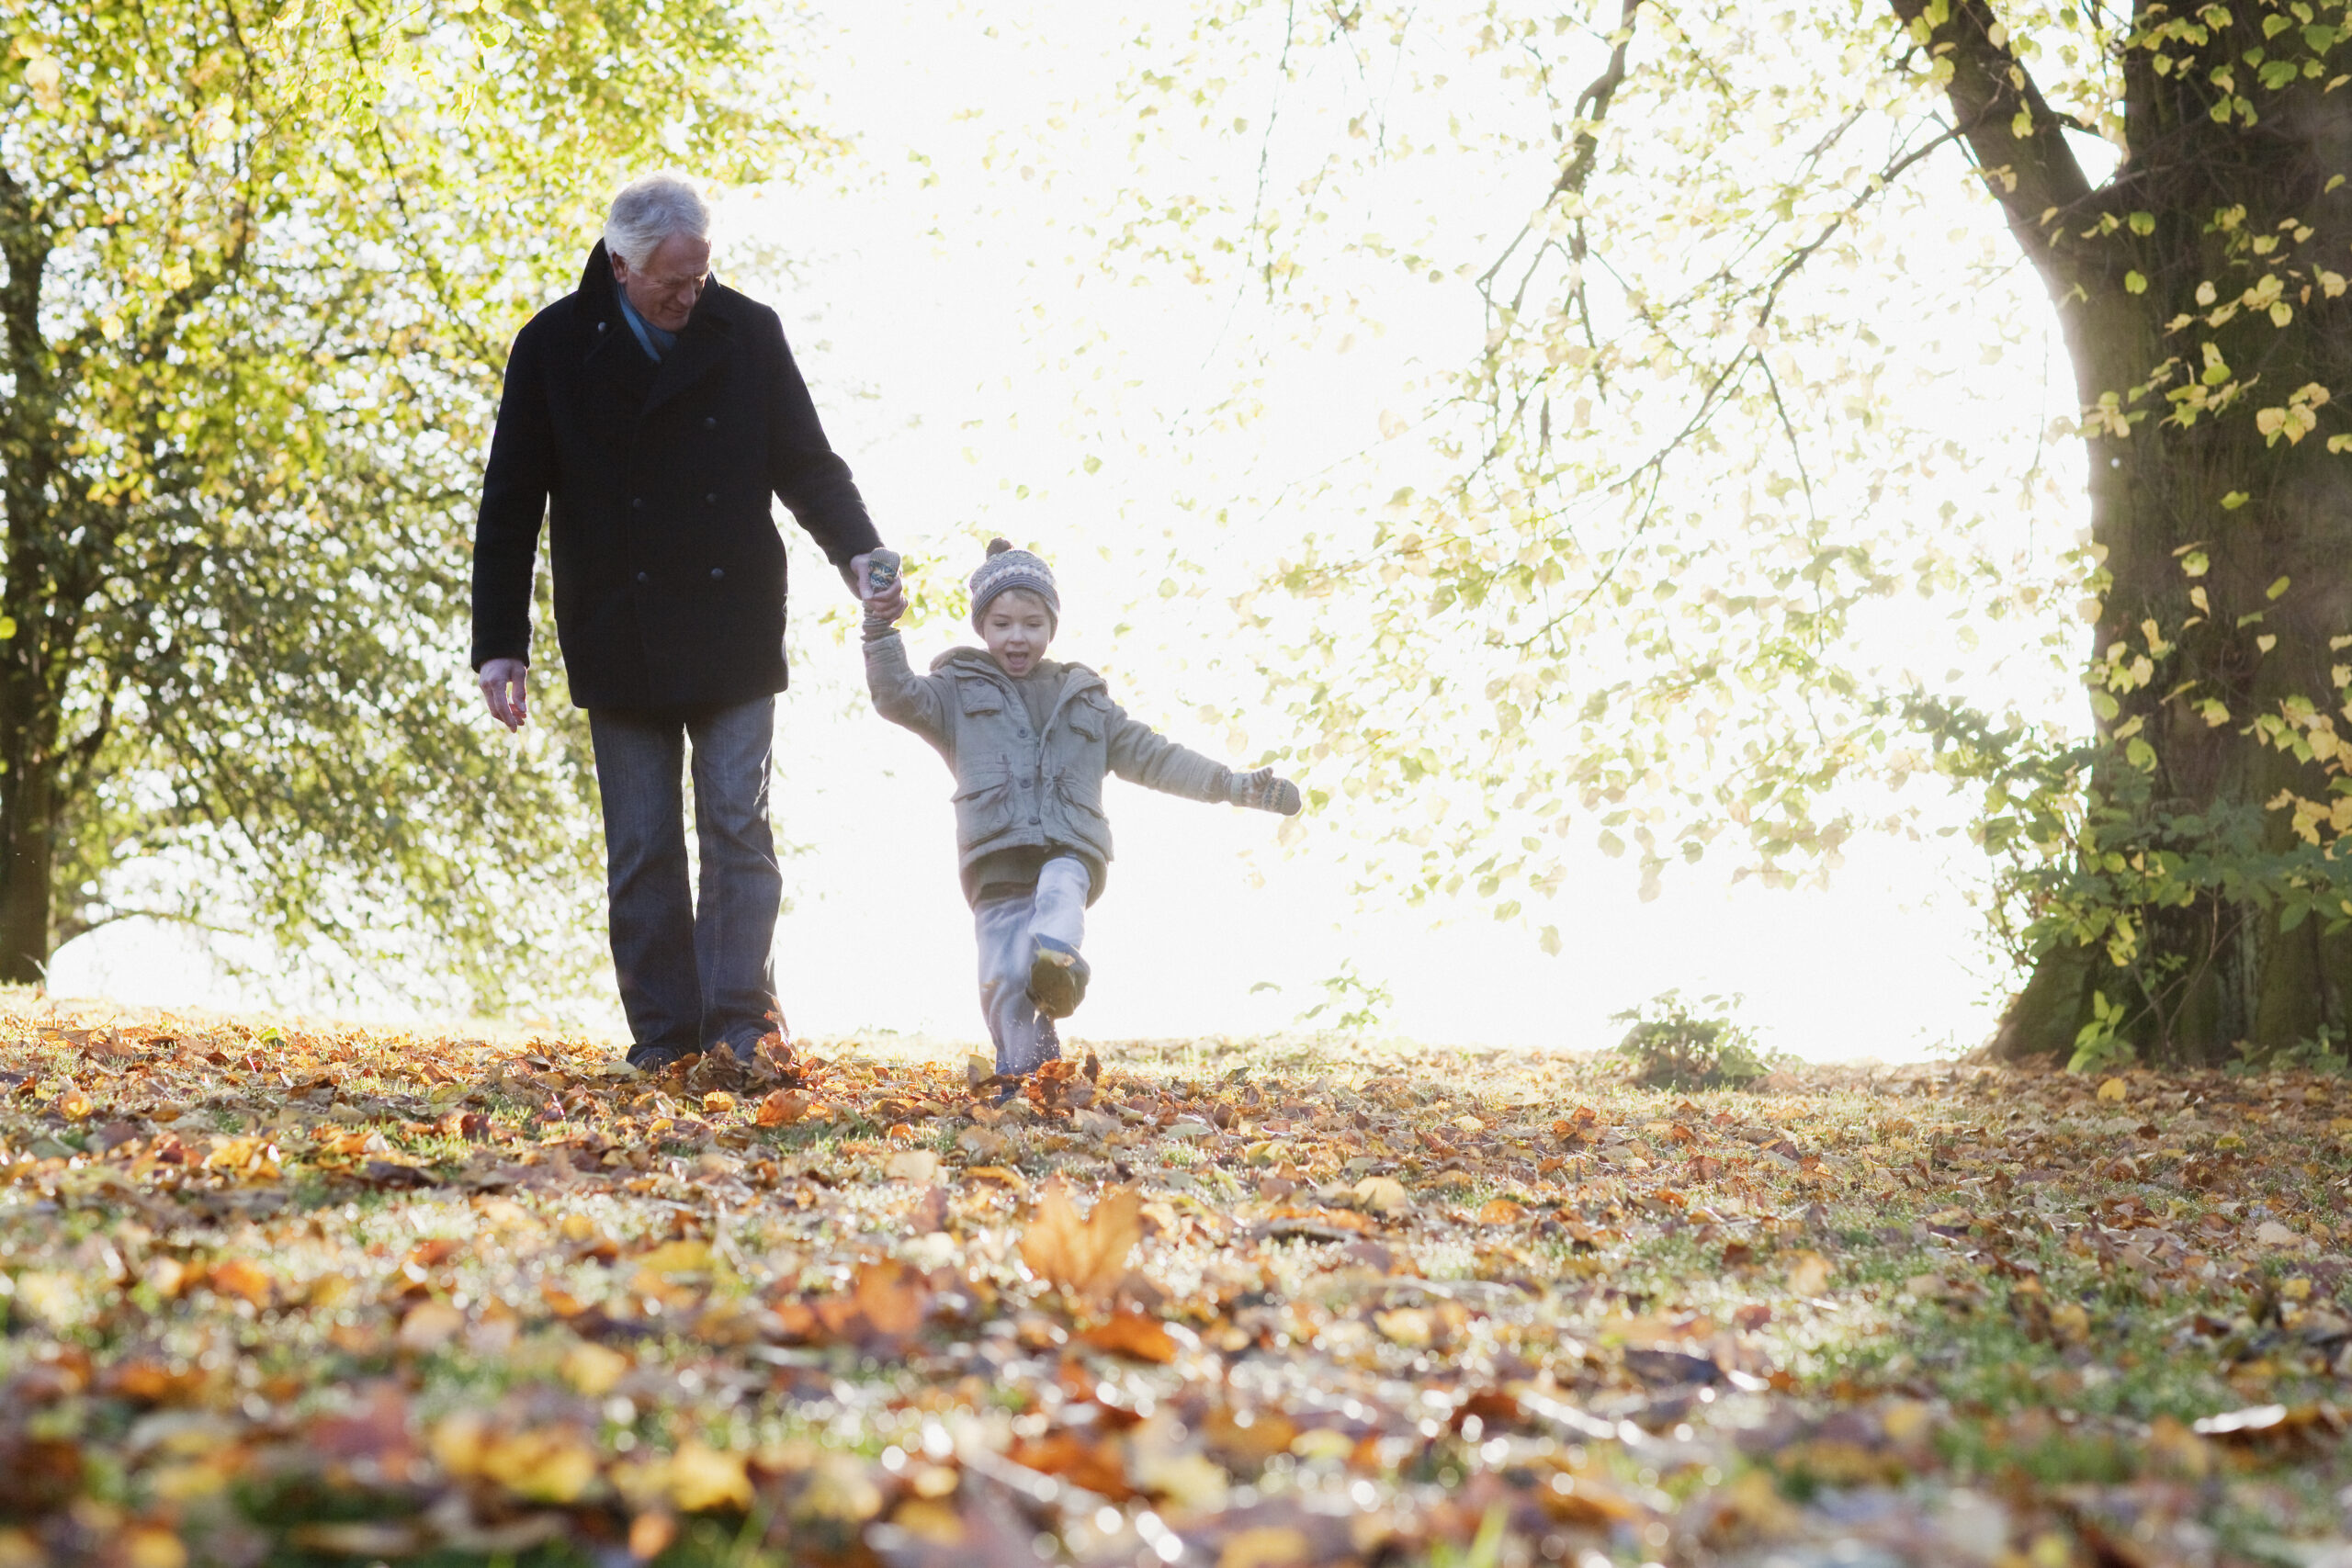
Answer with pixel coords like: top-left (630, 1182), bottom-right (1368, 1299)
top-left (956, 678), bottom-right (1005, 718)
top-left (1053, 768), bottom-right (1107, 818)
top-left (1055, 699), bottom-right (1112, 815)
top-left (1051, 773), bottom-right (1114, 862)
top-left (951, 763), bottom-right (1018, 850)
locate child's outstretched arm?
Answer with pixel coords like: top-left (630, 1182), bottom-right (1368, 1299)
top-left (1105, 709), bottom-right (1303, 815)
top-left (862, 589), bottom-right (950, 742)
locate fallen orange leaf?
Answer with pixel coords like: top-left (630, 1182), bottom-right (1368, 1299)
top-left (852, 1258), bottom-right (931, 1338)
top-left (1007, 1430), bottom-right (1133, 1498)
top-left (1078, 1309), bottom-right (1179, 1363)
top-left (1786, 1250), bottom-right (1833, 1297)
top-left (396, 1301), bottom-right (464, 1352)
top-left (755, 1089), bottom-right (807, 1127)
top-left (1021, 1176), bottom-right (1142, 1301)
top-left (206, 1258), bottom-right (273, 1308)
top-left (629, 1513), bottom-right (678, 1561)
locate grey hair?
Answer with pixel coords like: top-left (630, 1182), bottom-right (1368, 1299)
top-left (602, 173), bottom-right (710, 269)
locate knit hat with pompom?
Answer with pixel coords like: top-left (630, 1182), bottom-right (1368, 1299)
top-left (967, 538), bottom-right (1059, 630)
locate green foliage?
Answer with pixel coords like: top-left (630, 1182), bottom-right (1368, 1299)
top-left (2068, 993), bottom-right (2138, 1077)
top-left (1428, 1506), bottom-right (1509, 1568)
top-left (1298, 960), bottom-right (1393, 1033)
top-left (1911, 660), bottom-right (2352, 1062)
top-left (1611, 989), bottom-right (1776, 1088)
top-left (1096, 0), bottom-right (2103, 913)
top-left (0, 0), bottom-right (835, 1008)
top-left (2234, 1025), bottom-right (2350, 1075)
top-left (1093, 0), bottom-right (2352, 1036)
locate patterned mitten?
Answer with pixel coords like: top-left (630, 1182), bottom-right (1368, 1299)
top-left (861, 549), bottom-right (903, 639)
top-left (1227, 765), bottom-right (1303, 816)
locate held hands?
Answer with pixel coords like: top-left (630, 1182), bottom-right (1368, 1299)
top-left (479, 658), bottom-right (528, 731)
top-left (848, 549), bottom-right (908, 625)
top-left (1227, 765), bottom-right (1303, 816)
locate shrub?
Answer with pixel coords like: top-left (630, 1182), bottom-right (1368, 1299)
top-left (1611, 990), bottom-right (1779, 1088)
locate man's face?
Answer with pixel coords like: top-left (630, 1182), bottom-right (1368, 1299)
top-left (980, 596), bottom-right (1054, 678)
top-left (610, 231), bottom-right (712, 333)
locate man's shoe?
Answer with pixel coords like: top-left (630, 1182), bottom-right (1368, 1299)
top-left (1028, 938), bottom-right (1091, 1020)
top-left (626, 1043), bottom-right (690, 1073)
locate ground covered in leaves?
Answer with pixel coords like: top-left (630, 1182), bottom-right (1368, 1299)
top-left (1, 996), bottom-right (2348, 1567)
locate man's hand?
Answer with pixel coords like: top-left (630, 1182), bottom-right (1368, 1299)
top-left (479, 658), bottom-right (528, 731)
top-left (847, 550), bottom-right (908, 623)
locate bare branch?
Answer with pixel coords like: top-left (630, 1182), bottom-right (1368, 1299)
top-left (1749, 121), bottom-right (1964, 336)
top-left (1476, 0), bottom-right (1642, 299)
top-left (51, 904), bottom-right (246, 949)
top-left (1554, 0), bottom-right (1643, 202)
top-left (1759, 355), bottom-right (1818, 529)
top-left (1885, 0), bottom-right (2099, 311)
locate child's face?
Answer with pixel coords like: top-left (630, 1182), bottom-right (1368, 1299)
top-left (979, 595), bottom-right (1054, 677)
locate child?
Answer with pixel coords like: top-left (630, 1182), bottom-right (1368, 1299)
top-left (864, 539), bottom-right (1301, 1085)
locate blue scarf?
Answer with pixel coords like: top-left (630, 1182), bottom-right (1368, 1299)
top-left (615, 287), bottom-right (677, 362)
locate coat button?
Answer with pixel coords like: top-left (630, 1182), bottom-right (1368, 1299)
top-left (1029, 816), bottom-right (1042, 825)
top-left (636, 571), bottom-right (648, 583)
top-left (703, 416), bottom-right (717, 429)
top-left (597, 321), bottom-right (607, 333)
top-left (704, 492), bottom-right (718, 505)
top-left (630, 497), bottom-right (643, 509)
top-left (710, 568), bottom-right (725, 581)
top-left (1017, 729), bottom-right (1030, 739)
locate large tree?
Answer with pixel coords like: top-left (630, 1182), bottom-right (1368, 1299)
top-left (0, 0), bottom-right (829, 1010)
top-left (1906, 0), bottom-right (2352, 1061)
top-left (1100, 0), bottom-right (2352, 1064)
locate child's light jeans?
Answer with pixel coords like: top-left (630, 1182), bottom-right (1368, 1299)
top-left (973, 855), bottom-right (1090, 1077)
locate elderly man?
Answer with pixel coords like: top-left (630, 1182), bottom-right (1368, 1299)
top-left (470, 172), bottom-right (903, 1068)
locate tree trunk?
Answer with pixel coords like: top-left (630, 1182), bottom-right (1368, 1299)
top-left (0, 473), bottom-right (62, 984)
top-left (1893, 0), bottom-right (2352, 1062)
top-left (0, 738), bottom-right (55, 986)
top-left (0, 170), bottom-right (66, 987)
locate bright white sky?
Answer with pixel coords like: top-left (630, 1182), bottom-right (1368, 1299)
top-left (51, 0), bottom-right (2098, 1063)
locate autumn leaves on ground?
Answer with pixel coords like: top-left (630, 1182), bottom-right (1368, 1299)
top-left (1, 996), bottom-right (2348, 1567)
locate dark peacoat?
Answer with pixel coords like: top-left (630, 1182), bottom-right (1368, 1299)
top-left (469, 243), bottom-right (881, 710)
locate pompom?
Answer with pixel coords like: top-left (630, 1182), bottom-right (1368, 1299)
top-left (986, 537), bottom-right (1013, 557)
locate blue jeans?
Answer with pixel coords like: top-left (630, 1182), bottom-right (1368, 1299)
top-left (587, 698), bottom-right (781, 1066)
top-left (973, 855), bottom-right (1090, 1077)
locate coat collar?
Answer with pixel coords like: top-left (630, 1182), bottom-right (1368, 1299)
top-left (578, 241), bottom-right (625, 365)
top-left (578, 240), bottom-right (621, 299)
top-left (574, 241), bottom-right (738, 410)
top-left (644, 308), bottom-right (732, 414)
top-left (931, 648), bottom-right (1105, 704)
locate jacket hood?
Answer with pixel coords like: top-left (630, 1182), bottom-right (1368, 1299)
top-left (929, 647), bottom-right (1102, 693)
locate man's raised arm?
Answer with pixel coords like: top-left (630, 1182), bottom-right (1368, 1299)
top-left (757, 311), bottom-right (881, 592)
